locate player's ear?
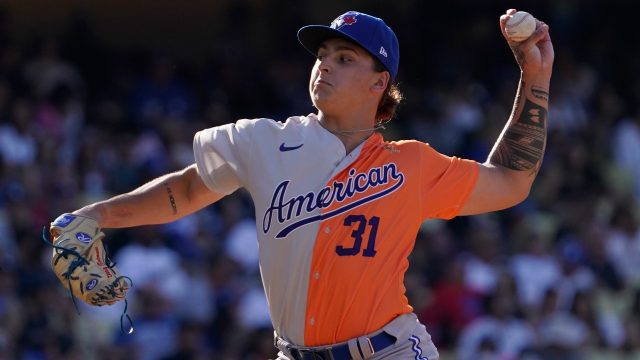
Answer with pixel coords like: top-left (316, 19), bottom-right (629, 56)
top-left (371, 71), bottom-right (390, 93)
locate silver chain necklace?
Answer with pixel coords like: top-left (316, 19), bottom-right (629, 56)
top-left (324, 123), bottom-right (386, 136)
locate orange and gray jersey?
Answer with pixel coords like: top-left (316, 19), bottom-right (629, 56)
top-left (193, 114), bottom-right (479, 346)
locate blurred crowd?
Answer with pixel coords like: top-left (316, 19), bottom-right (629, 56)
top-left (1, 1), bottom-right (640, 360)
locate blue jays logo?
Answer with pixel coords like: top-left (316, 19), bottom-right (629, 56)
top-left (263, 163), bottom-right (404, 238)
top-left (75, 232), bottom-right (92, 244)
top-left (86, 279), bottom-right (98, 290)
top-left (331, 12), bottom-right (359, 29)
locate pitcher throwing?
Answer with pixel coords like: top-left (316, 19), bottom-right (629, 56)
top-left (50, 9), bottom-right (554, 360)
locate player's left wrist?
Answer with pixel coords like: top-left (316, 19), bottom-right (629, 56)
top-left (521, 71), bottom-right (550, 91)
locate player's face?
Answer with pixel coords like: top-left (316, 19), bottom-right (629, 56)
top-left (309, 38), bottom-right (385, 115)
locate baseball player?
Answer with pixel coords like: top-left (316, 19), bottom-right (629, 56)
top-left (51, 9), bottom-right (554, 360)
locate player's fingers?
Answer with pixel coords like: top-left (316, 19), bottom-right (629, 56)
top-left (499, 9), bottom-right (519, 39)
top-left (535, 25), bottom-right (555, 60)
top-left (499, 9), bottom-right (517, 27)
top-left (499, 16), bottom-right (510, 38)
top-left (519, 21), bottom-right (549, 50)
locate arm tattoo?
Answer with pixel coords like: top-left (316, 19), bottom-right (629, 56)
top-left (163, 182), bottom-right (178, 215)
top-left (490, 97), bottom-right (548, 175)
top-left (532, 87), bottom-right (549, 101)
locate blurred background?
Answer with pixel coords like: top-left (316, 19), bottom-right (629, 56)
top-left (1, 0), bottom-right (640, 359)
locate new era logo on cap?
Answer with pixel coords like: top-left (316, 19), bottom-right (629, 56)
top-left (297, 11), bottom-right (400, 80)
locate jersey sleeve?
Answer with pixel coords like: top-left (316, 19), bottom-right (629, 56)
top-left (192, 119), bottom-right (256, 195)
top-left (418, 143), bottom-right (479, 219)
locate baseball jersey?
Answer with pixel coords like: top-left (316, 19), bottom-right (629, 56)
top-left (193, 114), bottom-right (479, 346)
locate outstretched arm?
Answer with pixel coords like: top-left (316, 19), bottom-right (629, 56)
top-left (73, 164), bottom-right (225, 228)
top-left (460, 9), bottom-right (554, 215)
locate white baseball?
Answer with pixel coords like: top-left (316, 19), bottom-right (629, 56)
top-left (504, 11), bottom-right (536, 42)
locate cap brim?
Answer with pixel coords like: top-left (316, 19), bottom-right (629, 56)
top-left (297, 25), bottom-right (363, 56)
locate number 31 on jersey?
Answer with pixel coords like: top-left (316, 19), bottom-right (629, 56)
top-left (336, 214), bottom-right (379, 257)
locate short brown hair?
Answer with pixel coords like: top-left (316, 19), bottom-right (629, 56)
top-left (373, 59), bottom-right (403, 123)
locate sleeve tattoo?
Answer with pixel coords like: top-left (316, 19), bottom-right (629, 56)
top-left (490, 83), bottom-right (548, 175)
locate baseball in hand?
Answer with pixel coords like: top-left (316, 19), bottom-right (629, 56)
top-left (504, 11), bottom-right (536, 42)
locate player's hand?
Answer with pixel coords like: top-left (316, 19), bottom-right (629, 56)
top-left (500, 9), bottom-right (554, 79)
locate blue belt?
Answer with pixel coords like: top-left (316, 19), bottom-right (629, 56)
top-left (286, 331), bottom-right (396, 360)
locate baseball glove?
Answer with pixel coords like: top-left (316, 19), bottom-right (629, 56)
top-left (48, 213), bottom-right (130, 306)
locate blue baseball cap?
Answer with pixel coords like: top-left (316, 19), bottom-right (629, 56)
top-left (297, 11), bottom-right (400, 80)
